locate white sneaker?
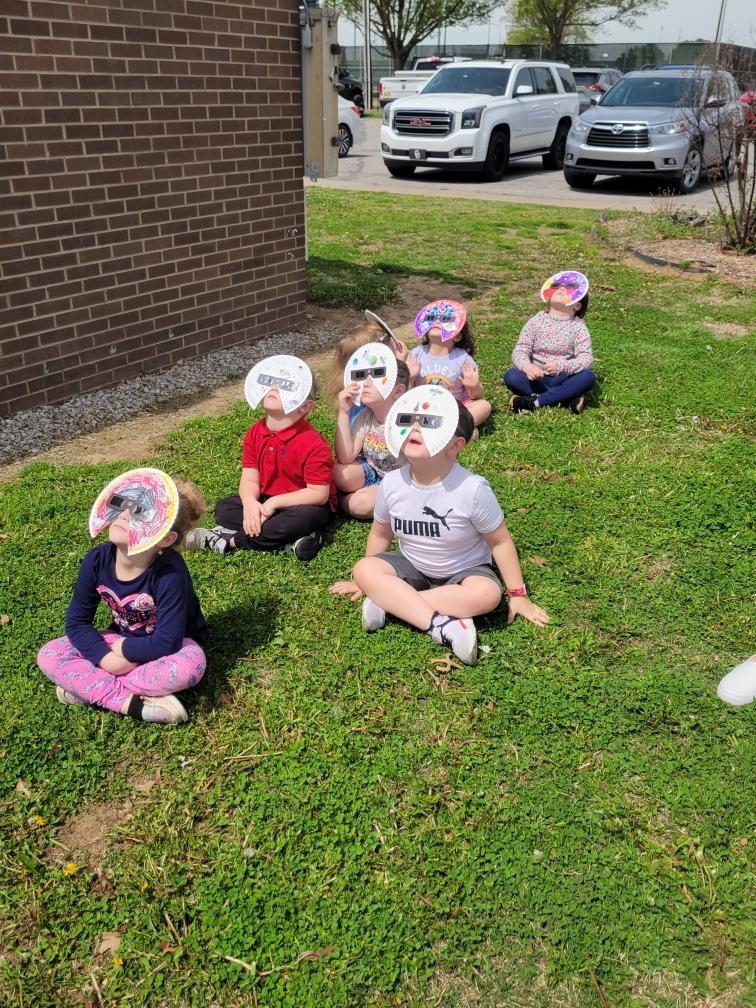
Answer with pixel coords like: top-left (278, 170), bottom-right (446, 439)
top-left (429, 614), bottom-right (478, 666)
top-left (129, 694), bottom-right (189, 725)
top-left (56, 685), bottom-right (87, 706)
top-left (185, 527), bottom-right (232, 554)
top-left (361, 597), bottom-right (386, 632)
top-left (717, 656), bottom-right (756, 707)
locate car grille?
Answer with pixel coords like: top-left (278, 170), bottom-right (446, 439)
top-left (577, 158), bottom-right (656, 170)
top-left (390, 148), bottom-right (450, 158)
top-left (393, 110), bottom-right (453, 136)
top-left (586, 123), bottom-right (649, 148)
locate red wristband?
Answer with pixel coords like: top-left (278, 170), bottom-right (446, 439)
top-left (508, 586), bottom-right (528, 599)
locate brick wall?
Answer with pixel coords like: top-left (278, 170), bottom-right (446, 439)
top-left (0, 0), bottom-right (306, 418)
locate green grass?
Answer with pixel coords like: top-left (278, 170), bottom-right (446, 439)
top-left (1, 191), bottom-right (754, 1008)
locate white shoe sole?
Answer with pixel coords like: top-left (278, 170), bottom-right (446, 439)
top-left (361, 598), bottom-right (386, 632)
top-left (717, 657), bottom-right (756, 706)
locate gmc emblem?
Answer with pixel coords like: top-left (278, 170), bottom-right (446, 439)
top-left (409, 117), bottom-right (432, 127)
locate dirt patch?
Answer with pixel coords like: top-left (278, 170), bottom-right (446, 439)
top-left (628, 239), bottom-right (756, 288)
top-left (708, 321), bottom-right (750, 340)
top-left (0, 276), bottom-right (480, 481)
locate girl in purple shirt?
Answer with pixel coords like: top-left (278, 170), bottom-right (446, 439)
top-left (504, 271), bottom-right (596, 413)
top-left (37, 479), bottom-right (208, 725)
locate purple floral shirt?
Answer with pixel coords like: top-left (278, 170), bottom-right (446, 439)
top-left (512, 311), bottom-right (593, 375)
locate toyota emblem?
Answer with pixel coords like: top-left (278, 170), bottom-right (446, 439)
top-left (611, 123), bottom-right (625, 134)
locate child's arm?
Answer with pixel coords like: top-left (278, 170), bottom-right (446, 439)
top-left (239, 466), bottom-right (268, 538)
top-left (335, 382), bottom-right (363, 463)
top-left (483, 523), bottom-right (549, 628)
top-left (406, 347), bottom-right (421, 385)
top-left (116, 568), bottom-right (191, 665)
top-left (262, 438), bottom-right (333, 516)
top-left (365, 518), bottom-right (394, 556)
top-left (561, 320), bottom-right (593, 374)
top-left (65, 552), bottom-right (137, 674)
top-left (511, 319), bottom-right (543, 379)
top-left (461, 355), bottom-right (485, 400)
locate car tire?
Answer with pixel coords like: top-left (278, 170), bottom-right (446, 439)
top-left (542, 122), bottom-right (570, 170)
top-left (564, 168), bottom-right (595, 188)
top-left (673, 144), bottom-right (702, 194)
top-left (337, 124), bottom-right (353, 158)
top-left (480, 129), bottom-right (509, 182)
top-left (385, 160), bottom-right (416, 178)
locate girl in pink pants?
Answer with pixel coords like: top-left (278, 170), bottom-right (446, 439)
top-left (38, 476), bottom-right (208, 725)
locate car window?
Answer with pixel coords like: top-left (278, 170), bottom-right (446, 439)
top-left (574, 72), bottom-right (601, 86)
top-left (514, 68), bottom-right (535, 94)
top-left (706, 75), bottom-right (730, 105)
top-left (600, 75), bottom-right (704, 108)
top-left (558, 67), bottom-right (576, 92)
top-left (422, 66), bottom-right (512, 96)
top-left (532, 66), bottom-right (558, 95)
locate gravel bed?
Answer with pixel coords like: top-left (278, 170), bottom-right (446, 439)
top-left (0, 326), bottom-right (341, 466)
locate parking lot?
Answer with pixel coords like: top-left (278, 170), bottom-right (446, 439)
top-left (313, 115), bottom-right (732, 213)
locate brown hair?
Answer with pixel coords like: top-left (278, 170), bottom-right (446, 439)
top-left (328, 321), bottom-right (385, 404)
top-left (395, 359), bottom-right (410, 392)
top-left (171, 478), bottom-right (206, 546)
top-left (420, 319), bottom-right (476, 356)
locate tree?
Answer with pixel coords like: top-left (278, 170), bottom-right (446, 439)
top-left (340, 0), bottom-right (501, 71)
top-left (506, 0), bottom-right (666, 59)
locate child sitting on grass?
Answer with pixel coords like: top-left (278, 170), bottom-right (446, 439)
top-left (408, 299), bottom-right (491, 433)
top-left (187, 355), bottom-right (336, 562)
top-left (328, 315), bottom-right (409, 424)
top-left (350, 387), bottom-right (549, 665)
top-left (335, 348), bottom-right (410, 519)
top-left (504, 270), bottom-right (596, 414)
top-left (37, 469), bottom-right (208, 725)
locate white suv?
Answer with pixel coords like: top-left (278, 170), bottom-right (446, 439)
top-left (380, 60), bottom-right (579, 181)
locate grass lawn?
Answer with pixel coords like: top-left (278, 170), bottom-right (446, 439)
top-left (1, 190), bottom-right (754, 1008)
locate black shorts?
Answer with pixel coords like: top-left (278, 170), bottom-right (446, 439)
top-left (373, 551), bottom-right (502, 591)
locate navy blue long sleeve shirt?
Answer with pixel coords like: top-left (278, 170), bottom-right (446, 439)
top-left (65, 543), bottom-right (208, 666)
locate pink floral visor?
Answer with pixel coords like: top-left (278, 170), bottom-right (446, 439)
top-left (413, 299), bottom-right (467, 342)
top-left (89, 468), bottom-right (179, 555)
top-left (540, 270), bottom-right (589, 306)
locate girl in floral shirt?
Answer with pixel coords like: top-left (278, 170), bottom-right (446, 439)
top-left (504, 270), bottom-right (596, 414)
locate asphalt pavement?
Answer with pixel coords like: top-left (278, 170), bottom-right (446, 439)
top-left (309, 115), bottom-right (729, 213)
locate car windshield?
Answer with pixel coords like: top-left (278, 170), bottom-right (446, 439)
top-left (573, 72), bottom-right (601, 86)
top-left (421, 67), bottom-right (511, 96)
top-left (414, 60), bottom-right (447, 71)
top-left (601, 75), bottom-right (704, 108)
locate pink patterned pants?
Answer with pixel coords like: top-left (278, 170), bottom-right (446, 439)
top-left (37, 632), bottom-right (206, 714)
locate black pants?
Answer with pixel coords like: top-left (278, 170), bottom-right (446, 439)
top-left (214, 494), bottom-right (332, 552)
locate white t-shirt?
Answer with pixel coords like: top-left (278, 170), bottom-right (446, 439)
top-left (409, 345), bottom-right (476, 402)
top-left (374, 463), bottom-right (504, 578)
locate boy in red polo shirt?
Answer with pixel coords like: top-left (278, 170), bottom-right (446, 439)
top-left (187, 356), bottom-right (336, 562)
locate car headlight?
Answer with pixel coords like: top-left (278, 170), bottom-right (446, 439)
top-left (648, 121), bottom-right (688, 135)
top-left (570, 118), bottom-right (590, 136)
top-left (383, 105), bottom-right (391, 126)
top-left (460, 106), bottom-right (484, 129)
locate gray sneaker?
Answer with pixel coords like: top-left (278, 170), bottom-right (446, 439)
top-left (185, 527), bottom-right (233, 554)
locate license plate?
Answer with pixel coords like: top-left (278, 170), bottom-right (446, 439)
top-left (409, 149), bottom-right (427, 161)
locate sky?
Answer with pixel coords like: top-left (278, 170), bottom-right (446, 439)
top-left (338, 0), bottom-right (756, 50)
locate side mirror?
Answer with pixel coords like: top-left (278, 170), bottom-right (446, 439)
top-left (706, 96), bottom-right (725, 108)
top-left (515, 84), bottom-right (534, 96)
top-left (590, 96), bottom-right (601, 105)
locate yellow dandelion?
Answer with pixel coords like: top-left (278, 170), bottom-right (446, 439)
top-left (32, 815), bottom-right (47, 826)
top-left (112, 955), bottom-right (124, 968)
top-left (62, 861), bottom-right (79, 876)
top-left (139, 881), bottom-right (149, 892)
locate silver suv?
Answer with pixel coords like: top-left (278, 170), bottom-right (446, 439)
top-left (563, 68), bottom-right (744, 193)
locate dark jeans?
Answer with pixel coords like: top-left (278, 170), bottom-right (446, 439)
top-left (503, 367), bottom-right (596, 407)
top-left (214, 494), bottom-right (331, 552)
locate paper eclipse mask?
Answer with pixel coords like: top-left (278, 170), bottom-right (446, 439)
top-left (89, 468), bottom-right (179, 555)
top-left (343, 342), bottom-right (398, 405)
top-left (244, 355), bottom-right (313, 415)
top-left (540, 270), bottom-right (589, 306)
top-left (414, 299), bottom-right (467, 343)
top-left (364, 309), bottom-right (398, 347)
top-left (386, 386), bottom-right (459, 458)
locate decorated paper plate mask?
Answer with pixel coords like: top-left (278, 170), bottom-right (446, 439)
top-left (540, 270), bottom-right (589, 306)
top-left (89, 468), bottom-right (179, 555)
top-left (244, 355), bottom-right (313, 415)
top-left (414, 299), bottom-right (466, 343)
top-left (343, 341), bottom-right (398, 405)
top-left (364, 309), bottom-right (398, 347)
top-left (386, 385), bottom-right (459, 458)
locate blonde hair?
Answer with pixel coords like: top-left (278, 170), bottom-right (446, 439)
top-left (328, 321), bottom-right (385, 405)
top-left (171, 478), bottom-right (206, 546)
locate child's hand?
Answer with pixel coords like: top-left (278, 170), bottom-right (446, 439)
top-left (392, 338), bottom-right (409, 362)
top-left (329, 580), bottom-right (363, 601)
top-left (523, 363), bottom-right (544, 380)
top-left (100, 650), bottom-right (138, 676)
top-left (338, 382), bottom-right (360, 412)
top-left (406, 355), bottom-right (421, 380)
top-left (542, 360), bottom-right (559, 375)
top-left (260, 498), bottom-right (280, 520)
top-left (461, 362), bottom-right (480, 390)
top-left (243, 499), bottom-right (268, 537)
top-left (507, 596), bottom-right (550, 628)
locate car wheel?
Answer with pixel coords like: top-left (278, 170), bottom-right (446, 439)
top-left (542, 122), bottom-right (569, 170)
top-left (337, 124), bottom-right (353, 158)
top-left (564, 168), bottom-right (595, 188)
top-left (674, 144), bottom-right (702, 194)
top-left (481, 129), bottom-right (509, 182)
top-left (385, 160), bottom-right (416, 178)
